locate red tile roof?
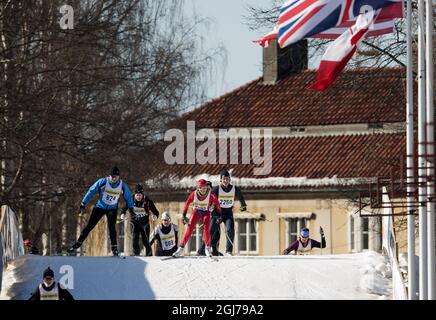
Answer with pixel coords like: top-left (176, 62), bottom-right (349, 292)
top-left (174, 68), bottom-right (406, 128)
top-left (150, 132), bottom-right (406, 189)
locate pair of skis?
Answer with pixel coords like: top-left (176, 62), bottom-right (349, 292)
top-left (161, 255), bottom-right (219, 262)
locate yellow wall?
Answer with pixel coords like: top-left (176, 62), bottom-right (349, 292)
top-left (153, 195), bottom-right (353, 256)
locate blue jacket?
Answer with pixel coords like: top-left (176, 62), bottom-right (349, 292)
top-left (81, 177), bottom-right (134, 210)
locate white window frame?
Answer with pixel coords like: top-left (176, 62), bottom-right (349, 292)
top-left (236, 218), bottom-right (259, 255)
top-left (348, 214), bottom-right (370, 252)
top-left (285, 218), bottom-right (307, 246)
top-left (186, 224), bottom-right (204, 255)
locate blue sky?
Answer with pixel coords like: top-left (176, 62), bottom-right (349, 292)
top-left (188, 0), bottom-right (274, 100)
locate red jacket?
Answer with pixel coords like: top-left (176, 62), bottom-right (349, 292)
top-left (182, 190), bottom-right (221, 215)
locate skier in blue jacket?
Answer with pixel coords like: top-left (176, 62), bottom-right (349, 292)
top-left (67, 166), bottom-right (134, 256)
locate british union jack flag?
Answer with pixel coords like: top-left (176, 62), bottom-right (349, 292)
top-left (277, 0), bottom-right (403, 48)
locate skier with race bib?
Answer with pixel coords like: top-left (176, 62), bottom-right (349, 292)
top-left (29, 267), bottom-right (74, 300)
top-left (282, 227), bottom-right (326, 255)
top-left (149, 211), bottom-right (179, 256)
top-left (120, 183), bottom-right (159, 256)
top-left (67, 166), bottom-right (134, 256)
top-left (208, 169), bottom-right (247, 256)
top-left (172, 179), bottom-right (222, 258)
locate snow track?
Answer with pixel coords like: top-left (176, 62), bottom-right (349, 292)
top-left (1, 252), bottom-right (391, 300)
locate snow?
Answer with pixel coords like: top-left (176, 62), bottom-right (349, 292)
top-left (1, 251), bottom-right (392, 300)
top-left (146, 171), bottom-right (374, 189)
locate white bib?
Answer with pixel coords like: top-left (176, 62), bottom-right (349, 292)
top-left (39, 283), bottom-right (59, 300)
top-left (158, 224), bottom-right (177, 250)
top-left (218, 185), bottom-right (235, 208)
top-left (193, 191), bottom-right (211, 211)
top-left (297, 239), bottom-right (312, 254)
top-left (101, 178), bottom-right (122, 205)
top-left (133, 206), bottom-right (146, 218)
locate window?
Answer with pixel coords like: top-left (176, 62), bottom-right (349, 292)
top-left (349, 214), bottom-right (370, 252)
top-left (349, 215), bottom-right (355, 252)
top-left (286, 218), bottom-right (306, 245)
top-left (237, 219), bottom-right (258, 254)
top-left (361, 217), bottom-right (369, 250)
top-left (187, 225), bottom-right (204, 254)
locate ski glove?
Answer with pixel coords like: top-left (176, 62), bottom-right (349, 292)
top-left (182, 214), bottom-right (189, 225)
top-left (216, 217), bottom-right (223, 224)
top-left (240, 206), bottom-right (247, 212)
top-left (152, 215), bottom-right (157, 222)
top-left (116, 214), bottom-right (125, 224)
top-left (320, 226), bottom-right (325, 237)
top-left (78, 204), bottom-right (85, 216)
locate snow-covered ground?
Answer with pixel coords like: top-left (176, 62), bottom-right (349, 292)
top-left (1, 251), bottom-right (392, 300)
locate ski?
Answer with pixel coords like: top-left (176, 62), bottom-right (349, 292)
top-left (161, 255), bottom-right (218, 261)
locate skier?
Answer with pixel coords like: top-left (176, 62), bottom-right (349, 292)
top-left (203, 169), bottom-right (247, 256)
top-left (282, 227), bottom-right (326, 255)
top-left (172, 179), bottom-right (222, 258)
top-left (120, 183), bottom-right (159, 256)
top-left (197, 180), bottom-right (223, 256)
top-left (24, 239), bottom-right (39, 255)
top-left (29, 267), bottom-right (74, 300)
top-left (67, 166), bottom-right (134, 256)
top-left (149, 211), bottom-right (179, 256)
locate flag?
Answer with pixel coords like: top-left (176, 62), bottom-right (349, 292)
top-left (254, 1), bottom-right (403, 46)
top-left (308, 10), bottom-right (376, 90)
top-left (253, 25), bottom-right (278, 47)
top-left (278, 0), bottom-right (403, 48)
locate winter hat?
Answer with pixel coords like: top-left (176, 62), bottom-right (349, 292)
top-left (162, 211), bottom-right (171, 221)
top-left (43, 267), bottom-right (54, 279)
top-left (197, 179), bottom-right (207, 187)
top-left (111, 166), bottom-right (120, 176)
top-left (24, 239), bottom-right (31, 246)
top-left (135, 184), bottom-right (144, 194)
top-left (220, 169), bottom-right (230, 179)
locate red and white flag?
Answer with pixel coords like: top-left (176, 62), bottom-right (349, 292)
top-left (308, 10), bottom-right (377, 91)
top-left (253, 25), bottom-right (278, 48)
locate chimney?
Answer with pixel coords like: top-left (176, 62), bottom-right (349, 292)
top-left (263, 39), bottom-right (308, 84)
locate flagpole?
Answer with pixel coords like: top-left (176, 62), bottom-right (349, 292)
top-left (417, 0), bottom-right (428, 300)
top-left (425, 0), bottom-right (435, 300)
top-left (406, 0), bottom-right (417, 300)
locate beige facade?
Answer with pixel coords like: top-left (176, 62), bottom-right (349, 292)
top-left (151, 191), bottom-right (383, 256)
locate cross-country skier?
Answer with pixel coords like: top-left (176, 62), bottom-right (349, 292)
top-left (200, 169), bottom-right (247, 256)
top-left (282, 227), bottom-right (326, 255)
top-left (29, 267), bottom-right (74, 300)
top-left (67, 166), bottom-right (134, 256)
top-left (149, 211), bottom-right (178, 256)
top-left (120, 183), bottom-right (159, 256)
top-left (197, 180), bottom-right (223, 256)
top-left (172, 179), bottom-right (222, 258)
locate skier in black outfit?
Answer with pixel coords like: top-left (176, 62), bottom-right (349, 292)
top-left (149, 211), bottom-right (179, 256)
top-left (29, 267), bottom-right (74, 300)
top-left (121, 184), bottom-right (159, 256)
top-left (198, 170), bottom-right (247, 256)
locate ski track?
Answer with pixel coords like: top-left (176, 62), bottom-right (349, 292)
top-left (1, 252), bottom-right (391, 300)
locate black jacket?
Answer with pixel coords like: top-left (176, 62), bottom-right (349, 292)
top-left (212, 184), bottom-right (247, 215)
top-left (29, 282), bottom-right (74, 300)
top-left (122, 195), bottom-right (159, 225)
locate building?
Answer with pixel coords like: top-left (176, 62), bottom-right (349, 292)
top-left (146, 40), bottom-right (407, 256)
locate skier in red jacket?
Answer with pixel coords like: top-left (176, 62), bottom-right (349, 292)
top-left (172, 179), bottom-right (222, 257)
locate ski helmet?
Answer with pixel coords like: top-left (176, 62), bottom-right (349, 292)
top-left (135, 184), bottom-right (144, 194)
top-left (197, 179), bottom-right (207, 187)
top-left (220, 169), bottom-right (230, 179)
top-left (300, 228), bottom-right (310, 238)
top-left (43, 267), bottom-right (54, 279)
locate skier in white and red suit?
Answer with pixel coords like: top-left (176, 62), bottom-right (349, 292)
top-left (172, 179), bottom-right (222, 257)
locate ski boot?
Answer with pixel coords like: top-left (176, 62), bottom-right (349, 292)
top-left (205, 246), bottom-right (213, 257)
top-left (172, 246), bottom-right (184, 258)
top-left (111, 245), bottom-right (119, 257)
top-left (67, 241), bottom-right (82, 255)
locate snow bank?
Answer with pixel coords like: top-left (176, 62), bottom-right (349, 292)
top-left (358, 251), bottom-right (392, 298)
top-left (1, 252), bottom-right (391, 300)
